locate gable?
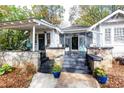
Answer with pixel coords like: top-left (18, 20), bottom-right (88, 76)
top-left (105, 13), bottom-right (124, 23)
top-left (89, 10), bottom-right (124, 30)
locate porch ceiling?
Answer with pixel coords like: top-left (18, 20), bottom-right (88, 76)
top-left (0, 18), bottom-right (56, 31)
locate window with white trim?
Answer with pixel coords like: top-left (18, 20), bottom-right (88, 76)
top-left (105, 28), bottom-right (111, 44)
top-left (47, 33), bottom-right (50, 47)
top-left (114, 28), bottom-right (124, 43)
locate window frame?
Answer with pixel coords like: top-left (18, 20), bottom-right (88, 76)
top-left (46, 32), bottom-right (51, 47)
top-left (114, 28), bottom-right (124, 43)
top-left (105, 28), bottom-right (111, 44)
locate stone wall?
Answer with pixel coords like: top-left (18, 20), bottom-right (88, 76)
top-left (0, 51), bottom-right (40, 71)
top-left (46, 48), bottom-right (65, 59)
top-left (87, 47), bottom-right (113, 71)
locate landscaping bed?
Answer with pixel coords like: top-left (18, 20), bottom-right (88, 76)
top-left (101, 62), bottom-right (124, 88)
top-left (0, 64), bottom-right (36, 88)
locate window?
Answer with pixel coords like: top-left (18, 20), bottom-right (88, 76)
top-left (105, 28), bottom-right (111, 44)
top-left (47, 33), bottom-right (50, 46)
top-left (35, 34), bottom-right (37, 44)
top-left (114, 28), bottom-right (124, 42)
top-left (65, 37), bottom-right (71, 48)
top-left (60, 34), bottom-right (64, 47)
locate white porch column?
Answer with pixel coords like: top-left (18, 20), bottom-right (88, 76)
top-left (92, 32), bottom-right (97, 46)
top-left (111, 28), bottom-right (114, 45)
top-left (32, 26), bottom-right (36, 51)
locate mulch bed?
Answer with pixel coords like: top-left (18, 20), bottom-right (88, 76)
top-left (0, 68), bottom-right (34, 88)
top-left (101, 64), bottom-right (124, 88)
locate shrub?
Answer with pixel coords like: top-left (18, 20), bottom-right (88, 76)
top-left (2, 64), bottom-right (13, 72)
top-left (115, 57), bottom-right (124, 65)
top-left (0, 68), bottom-right (5, 75)
top-left (52, 63), bottom-right (62, 72)
top-left (25, 63), bottom-right (36, 74)
top-left (0, 64), bottom-right (13, 76)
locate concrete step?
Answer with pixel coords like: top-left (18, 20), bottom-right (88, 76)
top-left (64, 58), bottom-right (86, 62)
top-left (63, 61), bottom-right (86, 66)
top-left (64, 55), bottom-right (85, 58)
top-left (63, 61), bottom-right (86, 65)
top-left (76, 58), bottom-right (86, 62)
top-left (39, 59), bottom-right (54, 73)
top-left (41, 57), bottom-right (49, 64)
top-left (62, 68), bottom-right (90, 74)
top-left (62, 65), bottom-right (89, 70)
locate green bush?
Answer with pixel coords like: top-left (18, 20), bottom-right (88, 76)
top-left (0, 68), bottom-right (5, 75)
top-left (52, 63), bottom-right (62, 72)
top-left (0, 64), bottom-right (13, 76)
top-left (93, 67), bottom-right (107, 77)
top-left (2, 64), bottom-right (13, 72)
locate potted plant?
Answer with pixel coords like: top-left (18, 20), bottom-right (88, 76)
top-left (52, 63), bottom-right (62, 78)
top-left (93, 67), bottom-right (108, 84)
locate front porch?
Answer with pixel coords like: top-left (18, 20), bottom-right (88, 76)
top-left (0, 18), bottom-right (62, 52)
top-left (61, 32), bottom-right (93, 50)
top-left (0, 18), bottom-right (62, 71)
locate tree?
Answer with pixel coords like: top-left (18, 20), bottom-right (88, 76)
top-left (32, 5), bottom-right (65, 25)
top-left (74, 6), bottom-right (109, 26)
top-left (0, 5), bottom-right (32, 50)
top-left (71, 5), bottom-right (124, 26)
top-left (0, 5), bottom-right (33, 22)
top-left (69, 5), bottom-right (79, 24)
top-left (0, 29), bottom-right (29, 50)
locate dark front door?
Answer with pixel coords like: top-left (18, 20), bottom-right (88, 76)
top-left (72, 36), bottom-right (78, 50)
top-left (38, 34), bottom-right (45, 50)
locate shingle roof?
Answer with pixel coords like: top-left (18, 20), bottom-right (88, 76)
top-left (61, 25), bottom-right (90, 31)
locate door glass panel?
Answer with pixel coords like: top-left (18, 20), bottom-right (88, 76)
top-left (65, 37), bottom-right (71, 48)
top-left (72, 37), bottom-right (78, 49)
top-left (79, 36), bottom-right (85, 50)
top-left (38, 34), bottom-right (45, 50)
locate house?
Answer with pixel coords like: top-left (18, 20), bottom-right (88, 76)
top-left (61, 9), bottom-right (124, 57)
top-left (1, 10), bottom-right (124, 58)
top-left (0, 9), bottom-right (123, 72)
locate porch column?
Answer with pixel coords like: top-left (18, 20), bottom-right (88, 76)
top-left (32, 26), bottom-right (36, 51)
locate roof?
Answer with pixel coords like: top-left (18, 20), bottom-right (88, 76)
top-left (89, 9), bottom-right (124, 30)
top-left (0, 18), bottom-right (62, 33)
top-left (61, 25), bottom-right (90, 33)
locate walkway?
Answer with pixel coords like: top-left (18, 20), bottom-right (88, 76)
top-left (29, 72), bottom-right (100, 88)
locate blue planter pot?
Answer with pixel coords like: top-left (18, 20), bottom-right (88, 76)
top-left (96, 75), bottom-right (108, 84)
top-left (52, 72), bottom-right (61, 78)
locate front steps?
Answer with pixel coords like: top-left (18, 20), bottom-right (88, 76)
top-left (62, 51), bottom-right (90, 74)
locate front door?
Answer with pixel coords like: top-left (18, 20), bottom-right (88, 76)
top-left (38, 34), bottom-right (45, 50)
top-left (72, 36), bottom-right (78, 50)
top-left (79, 35), bottom-right (86, 50)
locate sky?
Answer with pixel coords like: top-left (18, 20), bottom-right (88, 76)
top-left (60, 5), bottom-right (73, 28)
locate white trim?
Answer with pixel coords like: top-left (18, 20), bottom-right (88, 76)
top-left (63, 30), bottom-right (90, 34)
top-left (32, 25), bottom-right (35, 51)
top-left (62, 29), bottom-right (89, 32)
top-left (36, 34), bottom-right (38, 51)
top-left (33, 19), bottom-right (63, 34)
top-left (89, 10), bottom-right (124, 30)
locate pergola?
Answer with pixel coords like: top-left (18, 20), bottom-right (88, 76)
top-left (0, 18), bottom-right (61, 51)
